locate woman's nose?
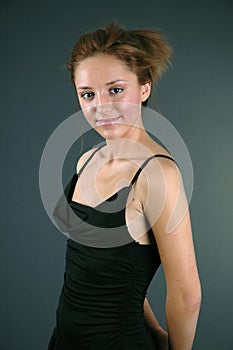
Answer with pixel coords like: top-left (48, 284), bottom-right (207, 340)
top-left (95, 92), bottom-right (113, 113)
top-left (95, 91), bottom-right (111, 106)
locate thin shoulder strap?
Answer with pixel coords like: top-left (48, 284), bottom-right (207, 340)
top-left (77, 143), bottom-right (105, 178)
top-left (131, 154), bottom-right (178, 185)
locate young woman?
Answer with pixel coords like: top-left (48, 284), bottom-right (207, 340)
top-left (48, 22), bottom-right (201, 350)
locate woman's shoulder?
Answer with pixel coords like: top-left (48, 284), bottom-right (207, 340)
top-left (75, 147), bottom-right (99, 173)
top-left (142, 139), bottom-right (177, 170)
top-left (135, 141), bottom-right (181, 202)
top-left (144, 142), bottom-right (180, 185)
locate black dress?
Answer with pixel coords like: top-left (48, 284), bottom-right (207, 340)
top-left (48, 146), bottom-right (176, 350)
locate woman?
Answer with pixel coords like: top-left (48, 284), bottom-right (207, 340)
top-left (48, 22), bottom-right (201, 349)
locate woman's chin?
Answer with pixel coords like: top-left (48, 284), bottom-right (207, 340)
top-left (94, 124), bottom-right (129, 140)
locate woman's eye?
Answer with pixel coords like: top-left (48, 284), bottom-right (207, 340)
top-left (80, 92), bottom-right (94, 99)
top-left (110, 87), bottom-right (123, 94)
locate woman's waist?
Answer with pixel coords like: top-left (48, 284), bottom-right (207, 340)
top-left (58, 290), bottom-right (145, 325)
top-left (62, 268), bottom-right (152, 310)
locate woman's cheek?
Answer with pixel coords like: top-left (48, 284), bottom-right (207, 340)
top-left (118, 102), bottom-right (141, 125)
top-left (80, 104), bottom-right (96, 126)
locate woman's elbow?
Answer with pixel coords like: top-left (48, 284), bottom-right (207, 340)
top-left (168, 282), bottom-right (202, 314)
top-left (185, 291), bottom-right (202, 314)
top-left (182, 284), bottom-right (202, 314)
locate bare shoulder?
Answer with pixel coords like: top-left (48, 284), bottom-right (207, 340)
top-left (136, 151), bottom-right (181, 199)
top-left (132, 137), bottom-right (182, 208)
top-left (76, 148), bottom-right (97, 173)
top-left (142, 138), bottom-right (179, 175)
top-left (146, 154), bottom-right (184, 209)
top-left (135, 153), bottom-right (186, 233)
top-left (147, 153), bottom-right (180, 186)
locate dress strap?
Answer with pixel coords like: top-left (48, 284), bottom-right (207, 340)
top-left (131, 154), bottom-right (177, 185)
top-left (77, 143), bottom-right (105, 178)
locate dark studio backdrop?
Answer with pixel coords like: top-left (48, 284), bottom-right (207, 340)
top-left (1, 0), bottom-right (232, 349)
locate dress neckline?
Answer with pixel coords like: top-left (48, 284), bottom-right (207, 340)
top-left (68, 175), bottom-right (156, 247)
top-left (69, 149), bottom-right (176, 210)
top-left (69, 180), bottom-right (132, 210)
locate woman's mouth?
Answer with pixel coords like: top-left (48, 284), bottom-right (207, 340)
top-left (96, 116), bottom-right (121, 126)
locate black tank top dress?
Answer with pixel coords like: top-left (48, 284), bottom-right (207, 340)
top-left (47, 146), bottom-right (176, 350)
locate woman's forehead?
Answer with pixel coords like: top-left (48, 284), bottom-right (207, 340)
top-left (74, 55), bottom-right (136, 86)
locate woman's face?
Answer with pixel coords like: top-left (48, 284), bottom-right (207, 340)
top-left (73, 54), bottom-right (151, 140)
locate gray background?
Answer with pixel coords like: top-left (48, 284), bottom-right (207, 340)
top-left (1, 0), bottom-right (232, 349)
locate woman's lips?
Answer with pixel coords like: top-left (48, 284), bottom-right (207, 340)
top-left (96, 116), bottom-right (121, 126)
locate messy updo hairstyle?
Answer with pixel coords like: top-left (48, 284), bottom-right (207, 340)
top-left (67, 22), bottom-right (172, 106)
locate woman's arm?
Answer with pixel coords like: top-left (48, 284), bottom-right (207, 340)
top-left (143, 297), bottom-right (168, 349)
top-left (141, 158), bottom-right (201, 350)
top-left (143, 297), bottom-right (165, 334)
top-left (162, 209), bottom-right (201, 350)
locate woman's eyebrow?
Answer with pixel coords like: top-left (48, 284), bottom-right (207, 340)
top-left (77, 86), bottom-right (92, 90)
top-left (77, 80), bottom-right (127, 90)
top-left (105, 79), bottom-right (127, 86)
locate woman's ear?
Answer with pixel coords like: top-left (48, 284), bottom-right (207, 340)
top-left (141, 82), bottom-right (151, 102)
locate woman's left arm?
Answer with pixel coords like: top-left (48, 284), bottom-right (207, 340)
top-left (141, 158), bottom-right (202, 350)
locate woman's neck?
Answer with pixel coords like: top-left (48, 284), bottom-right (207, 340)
top-left (104, 128), bottom-right (151, 161)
